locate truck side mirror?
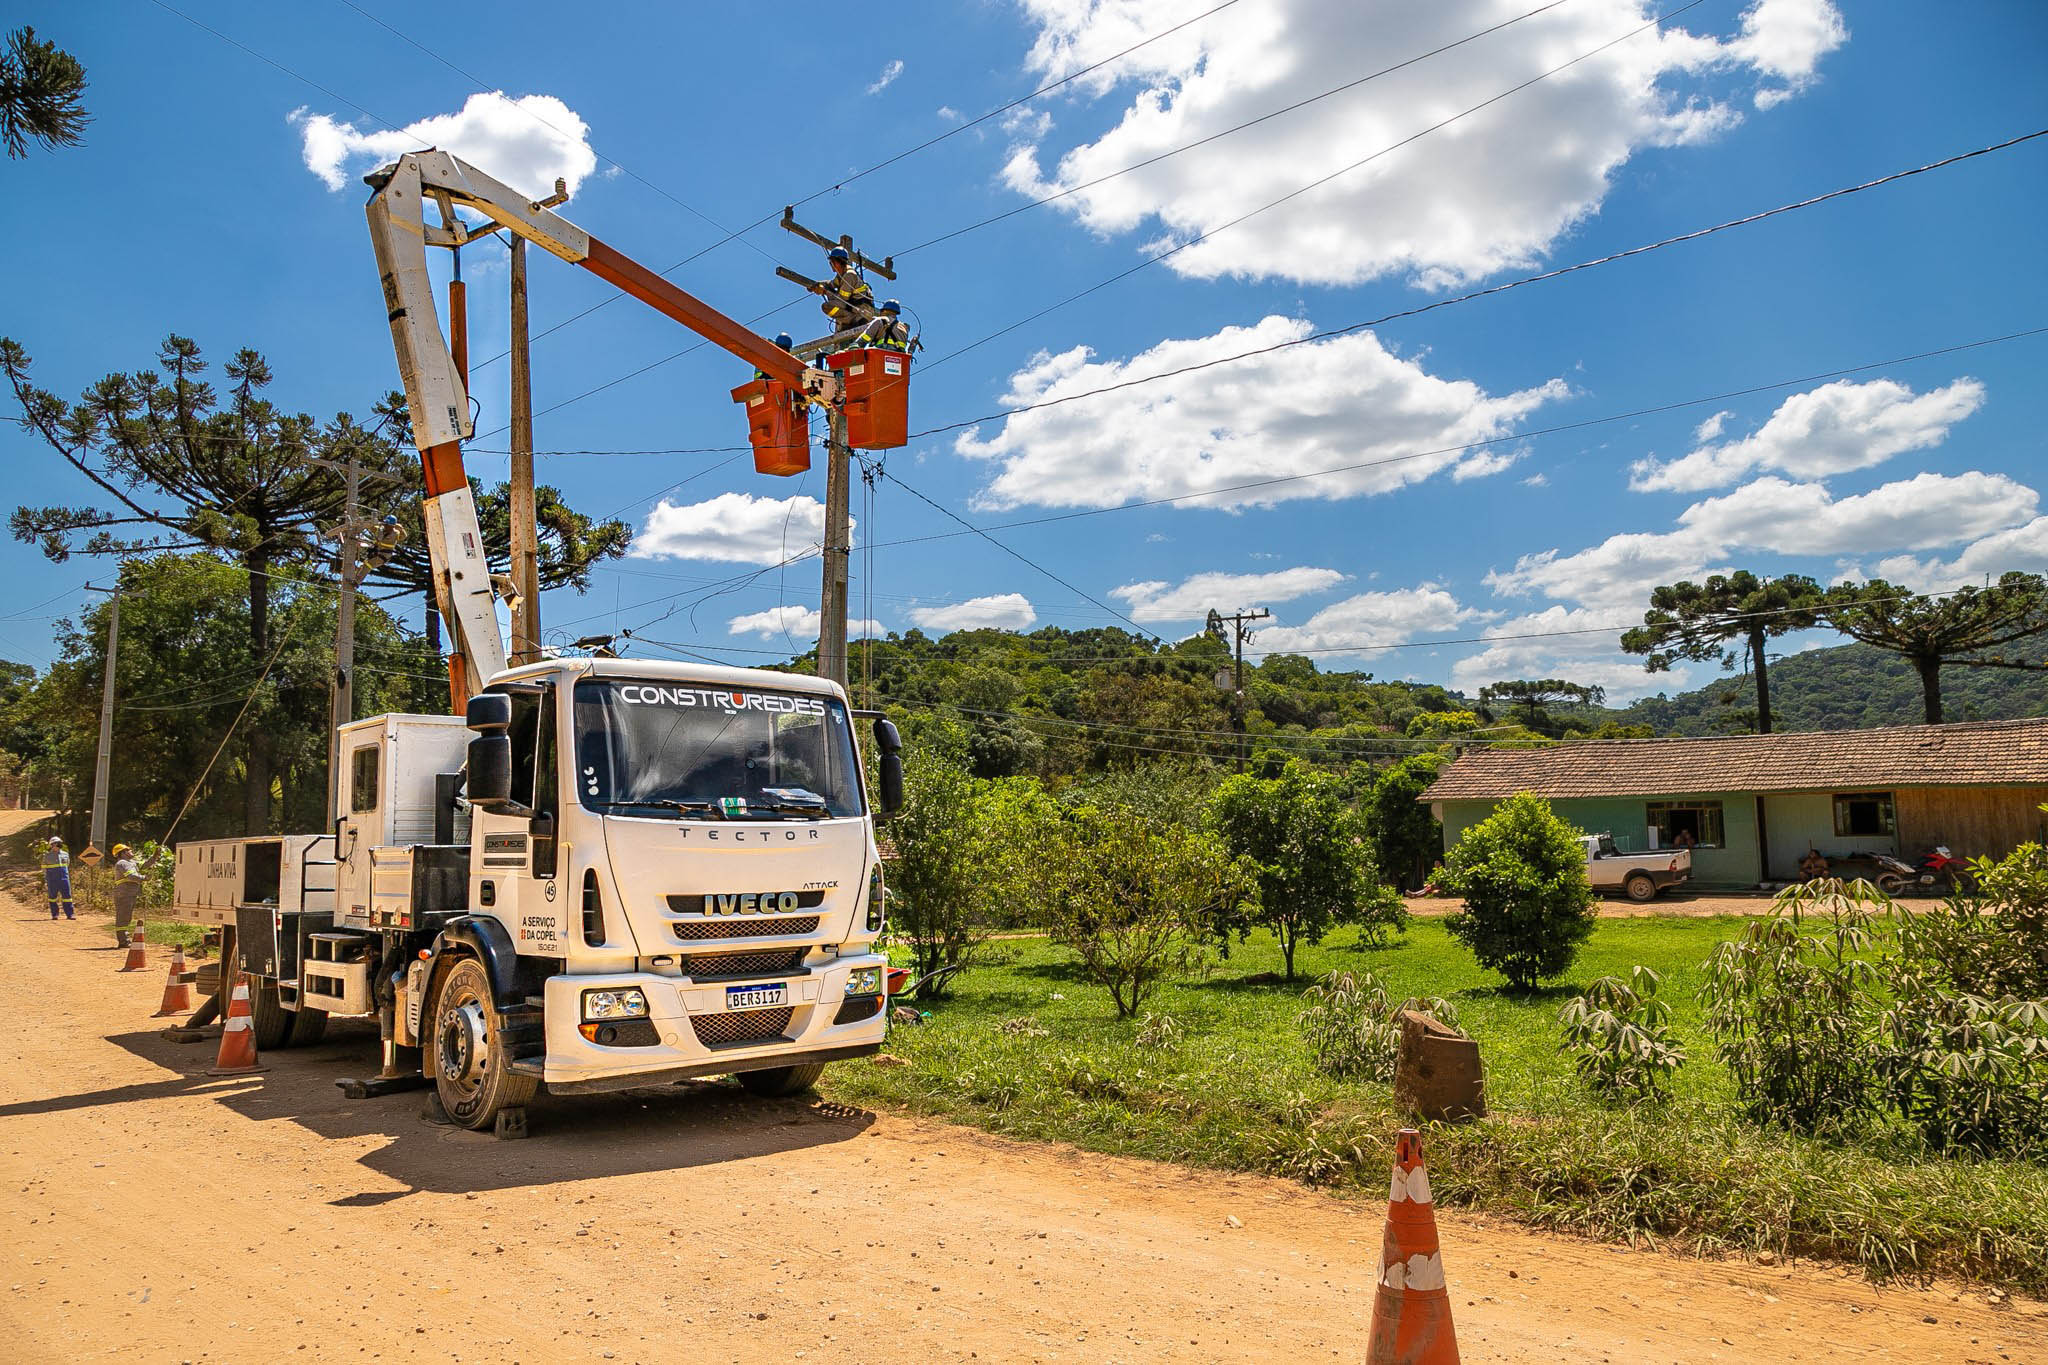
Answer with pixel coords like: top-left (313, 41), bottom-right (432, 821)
top-left (466, 693), bottom-right (512, 732)
top-left (467, 735), bottom-right (514, 810)
top-left (872, 718), bottom-right (904, 818)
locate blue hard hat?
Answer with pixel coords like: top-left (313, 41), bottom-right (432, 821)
top-left (827, 247), bottom-right (851, 264)
top-left (880, 298), bottom-right (901, 314)
top-left (774, 332), bottom-right (794, 349)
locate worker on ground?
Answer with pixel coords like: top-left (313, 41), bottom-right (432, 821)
top-left (111, 842), bottom-right (143, 948)
top-left (753, 332), bottom-right (798, 382)
top-left (41, 835), bottom-right (73, 921)
top-left (819, 246), bottom-right (874, 327)
top-left (855, 299), bottom-right (913, 353)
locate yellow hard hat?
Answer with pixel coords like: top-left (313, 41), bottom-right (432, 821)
top-left (112, 843), bottom-right (132, 858)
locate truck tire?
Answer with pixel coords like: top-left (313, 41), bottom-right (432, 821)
top-left (1622, 872), bottom-right (1658, 903)
top-left (736, 1063), bottom-right (826, 1098)
top-left (430, 956), bottom-right (537, 1131)
top-left (248, 976), bottom-right (295, 1051)
top-left (287, 1006), bottom-right (329, 1048)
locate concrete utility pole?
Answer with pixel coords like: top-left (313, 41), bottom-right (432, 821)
top-left (817, 410), bottom-right (853, 691)
top-left (312, 452), bottom-right (401, 824)
top-left (84, 583), bottom-right (119, 853)
top-left (508, 237), bottom-right (542, 665)
top-left (1207, 607), bottom-right (1271, 773)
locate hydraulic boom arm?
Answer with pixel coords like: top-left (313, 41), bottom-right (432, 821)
top-left (363, 150), bottom-right (815, 707)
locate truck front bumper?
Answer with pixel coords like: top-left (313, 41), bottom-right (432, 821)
top-left (536, 952), bottom-right (888, 1092)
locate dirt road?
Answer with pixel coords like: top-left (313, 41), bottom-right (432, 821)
top-left (2, 828), bottom-right (2041, 1360)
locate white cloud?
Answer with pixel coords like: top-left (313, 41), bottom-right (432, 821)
top-left (957, 316), bottom-right (1565, 510)
top-left (1521, 472), bottom-right (1549, 488)
top-left (908, 594), bottom-right (1039, 632)
top-left (1004, 0), bottom-right (1845, 288)
top-left (866, 59), bottom-right (905, 95)
top-left (1111, 567), bottom-right (1348, 623)
top-left (938, 105), bottom-right (963, 122)
top-left (1254, 585), bottom-right (1492, 657)
top-left (634, 493), bottom-right (850, 565)
top-left (727, 606), bottom-right (885, 641)
top-left (1630, 377), bottom-right (1985, 491)
top-left (1488, 471), bottom-right (2038, 609)
top-left (291, 92), bottom-right (598, 200)
top-left (1873, 517), bottom-right (2048, 593)
top-left (1448, 605), bottom-right (1695, 699)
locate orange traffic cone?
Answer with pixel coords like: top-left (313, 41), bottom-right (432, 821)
top-left (119, 921), bottom-right (148, 973)
top-left (207, 975), bottom-right (267, 1075)
top-left (153, 943), bottom-right (194, 1017)
top-left (1366, 1128), bottom-right (1460, 1365)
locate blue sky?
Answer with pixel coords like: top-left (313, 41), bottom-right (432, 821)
top-left (4, 0), bottom-right (2046, 700)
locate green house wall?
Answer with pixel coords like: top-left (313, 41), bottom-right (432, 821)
top-left (1439, 793), bottom-right (1766, 889)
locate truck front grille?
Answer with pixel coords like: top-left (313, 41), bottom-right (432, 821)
top-left (681, 948), bottom-right (807, 979)
top-left (692, 1007), bottom-right (793, 1048)
top-left (672, 916), bottom-right (818, 942)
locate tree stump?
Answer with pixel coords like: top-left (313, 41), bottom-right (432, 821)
top-left (1392, 1009), bottom-right (1486, 1123)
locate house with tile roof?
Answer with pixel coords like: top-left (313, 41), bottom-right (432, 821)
top-left (1419, 718), bottom-right (2048, 889)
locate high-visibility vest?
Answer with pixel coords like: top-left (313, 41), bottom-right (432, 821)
top-left (41, 849), bottom-right (68, 872)
top-left (858, 318), bottom-right (911, 352)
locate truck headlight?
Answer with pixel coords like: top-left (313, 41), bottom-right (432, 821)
top-left (582, 987), bottom-right (649, 1020)
top-left (844, 967), bottom-right (882, 997)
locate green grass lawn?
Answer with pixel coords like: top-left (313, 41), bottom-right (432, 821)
top-left (826, 917), bottom-right (2048, 1292)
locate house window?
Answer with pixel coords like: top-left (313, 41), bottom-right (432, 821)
top-left (1647, 800), bottom-right (1724, 849)
top-left (1833, 792), bottom-right (1895, 838)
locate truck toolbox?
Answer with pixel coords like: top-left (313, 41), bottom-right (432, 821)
top-left (301, 932), bottom-right (376, 1015)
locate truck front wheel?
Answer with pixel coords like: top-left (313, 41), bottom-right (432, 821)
top-left (736, 1063), bottom-right (825, 1098)
top-left (431, 957), bottom-right (537, 1130)
top-left (1622, 872), bottom-right (1658, 903)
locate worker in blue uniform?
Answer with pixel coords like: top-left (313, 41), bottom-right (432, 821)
top-left (41, 835), bottom-right (74, 921)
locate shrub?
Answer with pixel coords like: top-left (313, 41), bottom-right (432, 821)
top-left (1439, 792), bottom-right (1595, 989)
top-left (1907, 839), bottom-right (2048, 999)
top-left (1701, 878), bottom-right (1891, 1131)
top-left (1209, 764), bottom-right (1405, 977)
top-left (1135, 1012), bottom-right (1184, 1050)
top-left (1040, 804), bottom-right (1250, 1018)
top-left (1361, 751), bottom-right (1448, 891)
top-left (1297, 968), bottom-right (1457, 1081)
top-left (1878, 972), bottom-right (2048, 1159)
top-left (1558, 965), bottom-right (1686, 1102)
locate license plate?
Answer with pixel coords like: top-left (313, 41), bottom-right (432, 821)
top-left (725, 984), bottom-right (787, 1011)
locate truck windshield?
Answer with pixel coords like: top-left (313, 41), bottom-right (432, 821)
top-left (572, 679), bottom-right (864, 818)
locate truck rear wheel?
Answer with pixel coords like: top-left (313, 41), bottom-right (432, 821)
top-left (736, 1063), bottom-right (825, 1098)
top-left (248, 976), bottom-right (295, 1051)
top-left (431, 957), bottom-right (537, 1131)
top-left (1622, 872), bottom-right (1658, 903)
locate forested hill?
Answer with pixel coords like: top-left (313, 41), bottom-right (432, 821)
top-left (762, 627), bottom-right (2044, 778)
top-left (1608, 642), bottom-right (2048, 735)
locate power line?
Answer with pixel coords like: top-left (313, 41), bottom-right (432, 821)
top-left (903, 128), bottom-right (2048, 441)
top-left (876, 467), bottom-right (1159, 640)
top-left (894, 0), bottom-right (1574, 257)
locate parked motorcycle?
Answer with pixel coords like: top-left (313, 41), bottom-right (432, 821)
top-left (1915, 845), bottom-right (1978, 895)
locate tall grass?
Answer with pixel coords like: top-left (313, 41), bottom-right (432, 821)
top-left (827, 918), bottom-right (2048, 1292)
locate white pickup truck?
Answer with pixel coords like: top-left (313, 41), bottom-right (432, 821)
top-left (1581, 833), bottom-right (1691, 902)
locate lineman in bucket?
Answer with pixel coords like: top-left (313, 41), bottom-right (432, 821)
top-left (856, 299), bottom-right (914, 353)
top-left (818, 246), bottom-right (875, 327)
top-left (41, 835), bottom-right (74, 921)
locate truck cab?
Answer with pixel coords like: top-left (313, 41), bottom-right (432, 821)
top-left (185, 657), bottom-right (902, 1132)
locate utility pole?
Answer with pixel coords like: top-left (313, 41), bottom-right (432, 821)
top-left (817, 410), bottom-right (853, 691)
top-left (508, 237), bottom-right (542, 664)
top-left (84, 582), bottom-right (119, 854)
top-left (1206, 607), bottom-right (1271, 773)
top-left (312, 451), bottom-right (403, 824)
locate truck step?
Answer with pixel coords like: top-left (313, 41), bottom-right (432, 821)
top-left (508, 1058), bottom-right (546, 1078)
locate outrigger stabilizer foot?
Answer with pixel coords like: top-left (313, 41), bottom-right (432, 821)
top-left (337, 1039), bottom-right (431, 1099)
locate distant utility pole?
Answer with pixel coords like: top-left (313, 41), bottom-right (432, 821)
top-left (508, 236), bottom-right (542, 664)
top-left (1207, 607), bottom-right (1271, 773)
top-left (84, 582), bottom-right (119, 854)
top-left (311, 450), bottom-right (403, 824)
